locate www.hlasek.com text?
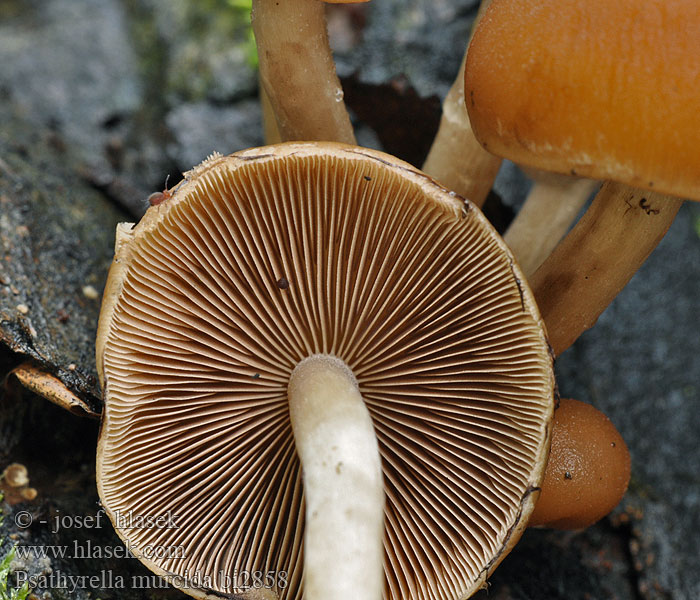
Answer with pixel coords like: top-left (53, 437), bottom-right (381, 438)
top-left (14, 537), bottom-right (185, 561)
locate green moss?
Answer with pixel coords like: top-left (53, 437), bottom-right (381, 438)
top-left (0, 495), bottom-right (30, 600)
top-left (0, 548), bottom-right (29, 600)
top-left (185, 0), bottom-right (258, 69)
top-left (125, 0), bottom-right (258, 105)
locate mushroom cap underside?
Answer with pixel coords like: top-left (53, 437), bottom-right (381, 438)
top-left (96, 142), bottom-right (554, 600)
top-left (465, 0), bottom-right (700, 201)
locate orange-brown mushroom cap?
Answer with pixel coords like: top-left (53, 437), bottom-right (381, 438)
top-left (2, 463), bottom-right (29, 488)
top-left (529, 398), bottom-right (631, 530)
top-left (96, 142), bottom-right (554, 600)
top-left (465, 0), bottom-right (700, 201)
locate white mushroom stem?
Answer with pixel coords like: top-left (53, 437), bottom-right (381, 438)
top-left (503, 172), bottom-right (598, 277)
top-left (531, 182), bottom-right (683, 356)
top-left (288, 355), bottom-right (384, 600)
top-left (251, 0), bottom-right (356, 144)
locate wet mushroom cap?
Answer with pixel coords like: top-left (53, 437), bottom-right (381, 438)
top-left (96, 142), bottom-right (554, 600)
top-left (465, 0), bottom-right (700, 201)
top-left (529, 398), bottom-right (631, 530)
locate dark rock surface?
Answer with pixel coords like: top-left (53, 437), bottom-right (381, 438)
top-left (556, 201), bottom-right (700, 600)
top-left (1, 1), bottom-right (698, 599)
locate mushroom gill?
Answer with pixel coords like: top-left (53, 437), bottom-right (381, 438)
top-left (97, 143), bottom-right (554, 600)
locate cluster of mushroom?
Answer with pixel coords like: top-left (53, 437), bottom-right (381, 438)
top-left (1, 463), bottom-right (38, 505)
top-left (464, 0), bottom-right (700, 355)
top-left (89, 0), bottom-right (700, 599)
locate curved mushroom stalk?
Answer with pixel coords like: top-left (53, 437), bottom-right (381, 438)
top-left (530, 183), bottom-right (681, 355)
top-left (289, 355), bottom-right (384, 600)
top-left (422, 54), bottom-right (500, 208)
top-left (422, 0), bottom-right (499, 207)
top-left (503, 172), bottom-right (598, 277)
top-left (260, 84), bottom-right (282, 145)
top-left (252, 0), bottom-right (357, 144)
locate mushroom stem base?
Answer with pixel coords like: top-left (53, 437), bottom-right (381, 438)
top-left (288, 354), bottom-right (384, 600)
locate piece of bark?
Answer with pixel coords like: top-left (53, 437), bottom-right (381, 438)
top-left (0, 110), bottom-right (129, 414)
